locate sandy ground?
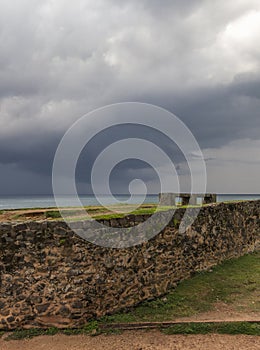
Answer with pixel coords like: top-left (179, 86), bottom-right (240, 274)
top-left (0, 331), bottom-right (259, 350)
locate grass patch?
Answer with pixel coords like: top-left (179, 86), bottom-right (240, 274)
top-left (62, 206), bottom-right (174, 221)
top-left (4, 321), bottom-right (100, 341)
top-left (3, 321), bottom-right (259, 340)
top-left (79, 206), bottom-right (175, 220)
top-left (94, 213), bottom-right (126, 220)
top-left (45, 207), bottom-right (161, 221)
top-left (0, 203), bottom-right (208, 222)
top-left (101, 252), bottom-right (260, 323)
top-left (162, 321), bottom-right (260, 335)
top-left (12, 214), bottom-right (22, 220)
top-left (5, 327), bottom-right (59, 341)
top-left (45, 210), bottom-right (62, 219)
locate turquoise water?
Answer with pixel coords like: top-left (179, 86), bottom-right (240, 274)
top-left (0, 194), bottom-right (260, 210)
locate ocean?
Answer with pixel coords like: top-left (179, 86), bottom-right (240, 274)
top-left (0, 194), bottom-right (260, 210)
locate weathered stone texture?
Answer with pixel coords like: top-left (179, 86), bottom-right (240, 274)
top-left (0, 200), bottom-right (259, 329)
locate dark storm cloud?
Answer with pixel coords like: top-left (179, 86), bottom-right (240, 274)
top-left (231, 73), bottom-right (260, 99)
top-left (0, 0), bottom-right (260, 194)
top-left (1, 72), bottom-right (259, 194)
top-left (106, 73), bottom-right (260, 149)
top-left (110, 0), bottom-right (202, 16)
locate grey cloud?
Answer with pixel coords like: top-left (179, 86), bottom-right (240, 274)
top-left (231, 73), bottom-right (260, 99)
top-left (0, 0), bottom-right (260, 194)
top-left (110, 0), bottom-right (202, 16)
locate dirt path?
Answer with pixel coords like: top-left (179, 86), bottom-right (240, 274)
top-left (1, 331), bottom-right (259, 350)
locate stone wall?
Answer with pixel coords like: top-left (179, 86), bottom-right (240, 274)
top-left (0, 200), bottom-right (259, 329)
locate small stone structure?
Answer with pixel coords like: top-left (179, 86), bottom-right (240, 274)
top-left (159, 193), bottom-right (217, 206)
top-left (0, 200), bottom-right (259, 329)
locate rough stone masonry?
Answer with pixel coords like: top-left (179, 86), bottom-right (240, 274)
top-left (0, 200), bottom-right (259, 329)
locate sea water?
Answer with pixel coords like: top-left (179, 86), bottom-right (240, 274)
top-left (0, 194), bottom-right (260, 210)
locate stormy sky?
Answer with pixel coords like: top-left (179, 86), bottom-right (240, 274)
top-left (0, 0), bottom-right (260, 195)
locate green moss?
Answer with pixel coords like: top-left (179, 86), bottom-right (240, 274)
top-left (173, 217), bottom-right (180, 228)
